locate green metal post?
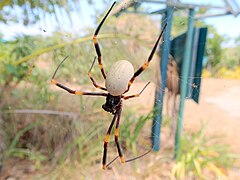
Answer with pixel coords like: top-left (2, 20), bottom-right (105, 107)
top-left (174, 9), bottom-right (195, 158)
top-left (152, 7), bottom-right (173, 151)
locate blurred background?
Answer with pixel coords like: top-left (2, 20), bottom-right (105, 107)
top-left (0, 0), bottom-right (240, 179)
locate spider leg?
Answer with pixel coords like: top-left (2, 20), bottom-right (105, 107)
top-left (124, 23), bottom-right (168, 93)
top-left (88, 56), bottom-right (107, 91)
top-left (114, 102), bottom-right (125, 163)
top-left (51, 79), bottom-right (107, 96)
top-left (51, 57), bottom-right (107, 97)
top-left (122, 82), bottom-right (151, 100)
top-left (93, 1), bottom-right (116, 79)
top-left (102, 110), bottom-right (118, 170)
top-left (106, 149), bottom-right (152, 169)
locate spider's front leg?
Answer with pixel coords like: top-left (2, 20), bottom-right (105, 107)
top-left (124, 23), bottom-right (167, 94)
top-left (93, 1), bottom-right (116, 79)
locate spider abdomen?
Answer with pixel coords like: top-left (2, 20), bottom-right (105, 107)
top-left (105, 60), bottom-right (134, 96)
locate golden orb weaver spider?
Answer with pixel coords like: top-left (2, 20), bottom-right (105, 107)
top-left (51, 1), bottom-right (167, 170)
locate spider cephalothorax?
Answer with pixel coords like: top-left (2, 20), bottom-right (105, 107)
top-left (102, 94), bottom-right (121, 114)
top-left (51, 1), bottom-right (167, 170)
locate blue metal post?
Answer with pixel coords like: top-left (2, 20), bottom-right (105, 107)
top-left (174, 8), bottom-right (195, 158)
top-left (152, 7), bottom-right (173, 151)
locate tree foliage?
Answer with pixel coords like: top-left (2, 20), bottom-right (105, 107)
top-left (222, 45), bottom-right (240, 69)
top-left (205, 26), bottom-right (224, 70)
top-left (0, 0), bottom-right (82, 25)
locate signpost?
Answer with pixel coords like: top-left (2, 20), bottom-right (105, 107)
top-left (112, 0), bottom-right (239, 155)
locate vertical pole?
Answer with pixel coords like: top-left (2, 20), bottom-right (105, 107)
top-left (174, 8), bottom-right (195, 158)
top-left (152, 7), bottom-right (173, 151)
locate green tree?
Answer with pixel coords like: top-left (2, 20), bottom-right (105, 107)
top-left (0, 0), bottom-right (83, 25)
top-left (205, 26), bottom-right (224, 70)
top-left (222, 43), bottom-right (240, 69)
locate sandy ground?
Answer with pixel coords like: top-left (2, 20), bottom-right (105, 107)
top-left (183, 78), bottom-right (240, 154)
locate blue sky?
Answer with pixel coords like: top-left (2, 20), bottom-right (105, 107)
top-left (0, 0), bottom-right (239, 46)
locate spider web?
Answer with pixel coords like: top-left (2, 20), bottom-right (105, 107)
top-left (106, 7), bottom-right (206, 174)
top-left (85, 3), bottom-right (207, 169)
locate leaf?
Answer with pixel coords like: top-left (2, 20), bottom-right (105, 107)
top-left (193, 159), bottom-right (202, 177)
top-left (13, 33), bottom-right (131, 65)
top-left (207, 162), bottom-right (228, 179)
top-left (5, 64), bottom-right (16, 74)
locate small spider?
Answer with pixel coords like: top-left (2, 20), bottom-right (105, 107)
top-left (51, 1), bottom-right (167, 170)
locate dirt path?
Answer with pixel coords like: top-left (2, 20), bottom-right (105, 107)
top-left (183, 78), bottom-right (240, 154)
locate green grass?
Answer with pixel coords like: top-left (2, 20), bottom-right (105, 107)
top-left (4, 120), bottom-right (47, 168)
top-left (171, 125), bottom-right (238, 179)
